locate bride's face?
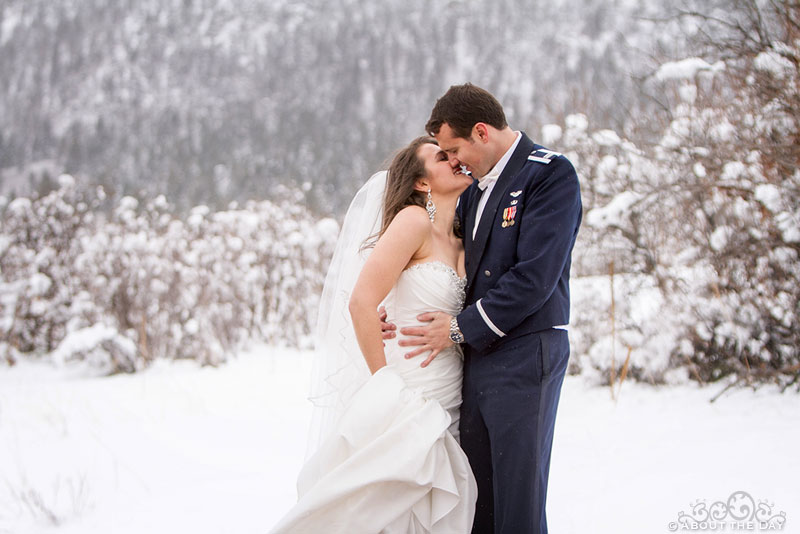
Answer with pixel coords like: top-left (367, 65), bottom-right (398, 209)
top-left (417, 143), bottom-right (473, 196)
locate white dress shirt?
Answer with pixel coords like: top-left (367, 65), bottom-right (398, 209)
top-left (473, 132), bottom-right (522, 239)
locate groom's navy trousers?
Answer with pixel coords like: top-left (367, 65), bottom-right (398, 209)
top-left (461, 330), bottom-right (569, 533)
top-left (455, 132), bottom-right (582, 534)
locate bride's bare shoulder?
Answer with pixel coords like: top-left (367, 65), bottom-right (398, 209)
top-left (371, 205), bottom-right (432, 268)
top-left (388, 205), bottom-right (431, 234)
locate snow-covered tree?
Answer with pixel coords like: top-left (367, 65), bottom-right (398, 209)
top-left (564, 0), bottom-right (799, 389)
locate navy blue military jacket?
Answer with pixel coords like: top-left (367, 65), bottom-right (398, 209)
top-left (456, 132), bottom-right (582, 354)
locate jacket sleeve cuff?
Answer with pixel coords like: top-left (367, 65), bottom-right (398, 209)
top-left (457, 299), bottom-right (506, 353)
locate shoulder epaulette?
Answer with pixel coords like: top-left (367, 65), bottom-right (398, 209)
top-left (528, 148), bottom-right (562, 164)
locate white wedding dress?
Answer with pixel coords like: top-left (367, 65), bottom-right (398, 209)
top-left (270, 260), bottom-right (477, 534)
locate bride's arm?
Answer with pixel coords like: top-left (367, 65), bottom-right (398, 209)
top-left (349, 206), bottom-right (430, 374)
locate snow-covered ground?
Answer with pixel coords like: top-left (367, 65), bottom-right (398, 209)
top-left (1, 345), bottom-right (797, 534)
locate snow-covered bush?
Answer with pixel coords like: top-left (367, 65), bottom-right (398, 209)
top-left (0, 175), bottom-right (103, 358)
top-left (557, 116), bottom-right (690, 384)
top-left (652, 1), bottom-right (799, 388)
top-left (0, 180), bottom-right (337, 373)
top-left (562, 0), bottom-right (799, 389)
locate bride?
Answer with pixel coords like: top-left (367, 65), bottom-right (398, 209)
top-left (269, 136), bottom-right (477, 533)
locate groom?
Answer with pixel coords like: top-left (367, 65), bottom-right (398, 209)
top-left (397, 84), bottom-right (582, 533)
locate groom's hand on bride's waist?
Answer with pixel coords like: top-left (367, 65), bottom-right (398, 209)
top-left (398, 312), bottom-right (453, 368)
top-left (378, 305), bottom-right (396, 344)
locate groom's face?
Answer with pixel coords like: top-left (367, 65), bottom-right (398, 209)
top-left (434, 122), bottom-right (491, 178)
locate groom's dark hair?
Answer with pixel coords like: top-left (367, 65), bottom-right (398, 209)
top-left (426, 83), bottom-right (508, 139)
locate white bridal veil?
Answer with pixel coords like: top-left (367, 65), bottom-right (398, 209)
top-left (305, 170), bottom-right (387, 458)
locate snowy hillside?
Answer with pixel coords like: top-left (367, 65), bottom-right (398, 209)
top-left (0, 0), bottom-right (681, 211)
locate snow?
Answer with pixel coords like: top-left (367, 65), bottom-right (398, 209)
top-left (0, 347), bottom-right (315, 534)
top-left (27, 273), bottom-right (53, 297)
top-left (50, 324), bottom-right (136, 369)
top-left (314, 218), bottom-right (340, 242)
top-left (709, 118), bottom-right (737, 142)
top-left (655, 57), bottom-right (725, 81)
top-left (0, 8), bottom-right (21, 46)
top-left (57, 174), bottom-right (75, 188)
top-left (693, 162), bottom-right (707, 178)
top-left (597, 155), bottom-right (620, 182)
top-left (754, 183), bottom-right (783, 213)
top-left (678, 82), bottom-right (697, 104)
top-left (1, 347), bottom-right (797, 534)
top-left (541, 124), bottom-right (563, 145)
top-left (117, 196), bottom-right (138, 212)
top-left (709, 226), bottom-right (733, 252)
top-left (570, 273), bottom-right (679, 380)
top-left (585, 190), bottom-right (642, 230)
top-left (721, 161), bottom-right (747, 181)
top-left (754, 50), bottom-right (795, 79)
top-left (777, 212), bottom-right (800, 243)
top-left (591, 129), bottom-right (622, 147)
top-left (565, 113), bottom-right (589, 133)
top-left (8, 197), bottom-right (32, 214)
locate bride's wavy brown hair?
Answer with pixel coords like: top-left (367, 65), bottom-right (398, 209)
top-left (361, 136), bottom-right (436, 249)
top-left (381, 136), bottom-right (438, 235)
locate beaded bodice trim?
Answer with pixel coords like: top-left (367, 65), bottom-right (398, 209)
top-left (405, 261), bottom-right (466, 309)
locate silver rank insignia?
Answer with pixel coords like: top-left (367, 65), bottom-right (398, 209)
top-left (528, 148), bottom-right (562, 164)
top-left (502, 206), bottom-right (517, 227)
top-left (510, 190), bottom-right (522, 197)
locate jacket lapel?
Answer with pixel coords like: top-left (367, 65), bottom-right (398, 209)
top-left (463, 185), bottom-right (481, 257)
top-left (466, 133), bottom-right (535, 285)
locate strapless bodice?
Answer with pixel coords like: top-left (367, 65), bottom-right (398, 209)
top-left (384, 260), bottom-right (466, 325)
top-left (381, 261), bottom-right (467, 436)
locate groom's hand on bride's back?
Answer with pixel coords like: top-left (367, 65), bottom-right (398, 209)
top-left (398, 312), bottom-right (453, 368)
top-left (378, 305), bottom-right (396, 344)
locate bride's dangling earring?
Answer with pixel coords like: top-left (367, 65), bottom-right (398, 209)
top-left (426, 189), bottom-right (436, 223)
